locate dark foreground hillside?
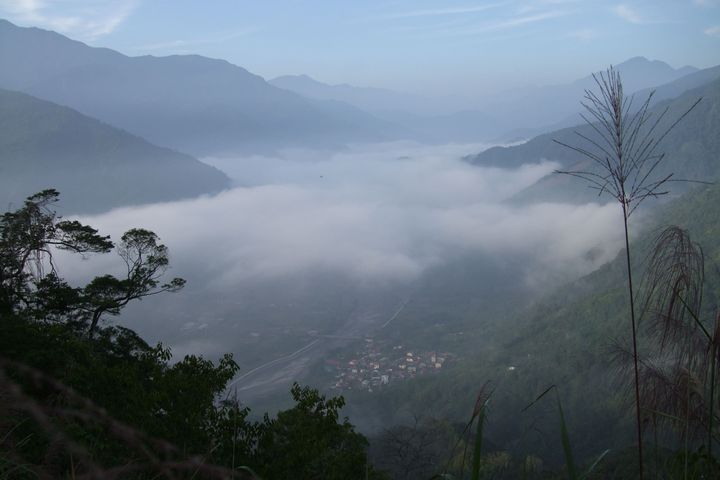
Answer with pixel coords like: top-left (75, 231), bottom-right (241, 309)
top-left (347, 180), bottom-right (720, 476)
top-left (0, 190), bottom-right (385, 479)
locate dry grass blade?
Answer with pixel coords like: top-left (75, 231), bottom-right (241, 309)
top-left (439, 381), bottom-right (493, 479)
top-left (521, 385), bottom-right (580, 480)
top-left (554, 65), bottom-right (703, 480)
top-left (640, 226), bottom-right (706, 361)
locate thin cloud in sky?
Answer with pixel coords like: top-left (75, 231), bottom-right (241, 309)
top-left (611, 3), bottom-right (668, 25)
top-left (612, 4), bottom-right (644, 24)
top-left (705, 25), bottom-right (720, 36)
top-left (133, 28), bottom-right (259, 53)
top-left (383, 2), bottom-right (508, 19)
top-left (0, 0), bottom-right (137, 39)
top-left (443, 10), bottom-right (569, 36)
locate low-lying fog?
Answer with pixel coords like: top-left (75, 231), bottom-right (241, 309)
top-left (58, 142), bottom-right (624, 363)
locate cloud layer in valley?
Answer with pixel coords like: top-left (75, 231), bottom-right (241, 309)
top-left (48, 142), bottom-right (633, 360)
top-left (60, 143), bottom-right (624, 289)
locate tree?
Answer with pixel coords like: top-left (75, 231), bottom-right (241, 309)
top-left (370, 415), bottom-right (458, 480)
top-left (250, 383), bottom-right (387, 480)
top-left (83, 228), bottom-right (185, 335)
top-left (1, 190), bottom-right (381, 479)
top-left (0, 189), bottom-right (112, 315)
top-left (555, 67), bottom-right (701, 478)
top-left (0, 190), bottom-right (184, 335)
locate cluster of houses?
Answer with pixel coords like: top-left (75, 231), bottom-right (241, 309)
top-left (324, 339), bottom-right (453, 392)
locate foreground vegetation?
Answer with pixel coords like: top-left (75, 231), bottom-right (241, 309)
top-left (0, 190), bottom-right (385, 479)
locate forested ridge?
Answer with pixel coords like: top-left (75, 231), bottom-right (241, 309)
top-left (0, 190), bottom-right (385, 479)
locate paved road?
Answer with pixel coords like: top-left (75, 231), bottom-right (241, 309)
top-left (226, 338), bottom-right (322, 390)
top-left (227, 298), bottom-right (408, 401)
top-left (381, 299), bottom-right (408, 328)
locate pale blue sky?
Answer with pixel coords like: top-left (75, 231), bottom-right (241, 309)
top-left (1, 0), bottom-right (719, 97)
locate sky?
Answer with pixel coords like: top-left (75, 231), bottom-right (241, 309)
top-left (1, 0), bottom-right (719, 100)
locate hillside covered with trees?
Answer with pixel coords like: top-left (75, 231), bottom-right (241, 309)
top-left (0, 89), bottom-right (229, 214)
top-left (0, 190), bottom-right (386, 479)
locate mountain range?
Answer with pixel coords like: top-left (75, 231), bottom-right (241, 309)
top-left (2, 17), bottom-right (718, 214)
top-left (0, 88), bottom-right (229, 213)
top-left (486, 56), bottom-right (697, 129)
top-left (271, 57), bottom-right (702, 143)
top-left (0, 19), bottom-right (402, 156)
top-left (3, 17), bottom-right (707, 154)
top-left (466, 74), bottom-right (720, 204)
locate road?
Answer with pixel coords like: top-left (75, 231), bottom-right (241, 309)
top-left (226, 297), bottom-right (409, 401)
top-left (380, 299), bottom-right (408, 328)
top-left (226, 338), bottom-right (322, 389)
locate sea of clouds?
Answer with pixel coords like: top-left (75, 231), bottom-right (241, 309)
top-left (55, 142), bottom-right (625, 355)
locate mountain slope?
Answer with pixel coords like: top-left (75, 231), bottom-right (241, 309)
top-left (0, 19), bottom-right (400, 156)
top-left (633, 64), bottom-right (720, 105)
top-left (270, 58), bottom-right (701, 144)
top-left (485, 56), bottom-right (699, 133)
top-left (467, 76), bottom-right (720, 204)
top-left (497, 63), bottom-right (720, 143)
top-left (0, 89), bottom-right (229, 214)
top-left (346, 179), bottom-right (720, 467)
top-left (271, 74), bottom-right (512, 142)
top-left (270, 74), bottom-right (433, 115)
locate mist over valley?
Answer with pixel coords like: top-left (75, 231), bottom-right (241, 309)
top-left (2, 5), bottom-right (720, 478)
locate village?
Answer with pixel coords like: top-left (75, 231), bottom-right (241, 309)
top-left (323, 338), bottom-right (454, 393)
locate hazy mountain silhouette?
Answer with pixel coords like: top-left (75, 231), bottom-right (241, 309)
top-left (0, 88), bottom-right (229, 214)
top-left (270, 74), bottom-right (433, 114)
top-left (483, 56), bottom-right (699, 132)
top-left (271, 57), bottom-right (700, 144)
top-left (467, 76), bottom-right (720, 204)
top-left (0, 19), bottom-right (402, 156)
top-left (496, 63), bottom-right (720, 142)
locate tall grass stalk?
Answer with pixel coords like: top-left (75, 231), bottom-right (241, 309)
top-left (470, 402), bottom-right (486, 480)
top-left (523, 385), bottom-right (576, 479)
top-left (523, 385), bottom-right (609, 480)
top-left (635, 226), bottom-right (720, 476)
top-left (436, 382), bottom-right (492, 480)
top-left (554, 67), bottom-right (701, 479)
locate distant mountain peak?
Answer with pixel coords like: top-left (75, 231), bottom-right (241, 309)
top-left (620, 55), bottom-right (653, 64)
top-left (613, 56), bottom-right (697, 74)
top-left (566, 56), bottom-right (699, 93)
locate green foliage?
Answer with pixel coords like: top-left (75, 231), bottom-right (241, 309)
top-left (353, 181), bottom-right (720, 474)
top-left (84, 228), bottom-right (186, 335)
top-left (0, 189), bottom-right (112, 314)
top-left (0, 191), bottom-right (380, 479)
top-left (242, 383), bottom-right (384, 479)
top-left (0, 190), bottom-right (185, 335)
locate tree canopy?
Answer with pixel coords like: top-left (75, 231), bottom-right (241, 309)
top-left (0, 190), bottom-right (384, 479)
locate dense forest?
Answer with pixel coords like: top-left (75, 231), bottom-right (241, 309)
top-left (0, 190), bottom-right (387, 479)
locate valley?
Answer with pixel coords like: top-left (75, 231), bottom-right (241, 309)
top-left (1, 6), bottom-right (719, 478)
